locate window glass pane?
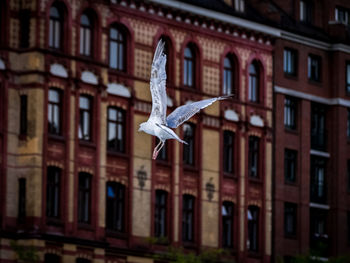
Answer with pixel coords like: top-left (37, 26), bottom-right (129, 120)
top-left (80, 96), bottom-right (90, 109)
top-left (81, 14), bottom-right (90, 26)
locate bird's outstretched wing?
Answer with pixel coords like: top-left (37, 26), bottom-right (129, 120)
top-left (166, 95), bottom-right (232, 128)
top-left (148, 40), bottom-right (167, 124)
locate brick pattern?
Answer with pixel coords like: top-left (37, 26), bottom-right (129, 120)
top-left (203, 65), bottom-right (220, 95)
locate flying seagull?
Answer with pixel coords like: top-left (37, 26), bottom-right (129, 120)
top-left (138, 40), bottom-right (232, 160)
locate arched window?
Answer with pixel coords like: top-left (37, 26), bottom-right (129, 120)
top-left (46, 166), bottom-right (61, 219)
top-left (183, 45), bottom-right (195, 88)
top-left (80, 13), bottom-right (92, 56)
top-left (48, 88), bottom-right (62, 135)
top-left (248, 206), bottom-right (259, 252)
top-left (107, 107), bottom-right (126, 153)
top-left (223, 130), bottom-right (235, 174)
top-left (248, 62), bottom-right (259, 102)
top-left (49, 5), bottom-right (62, 49)
top-left (223, 56), bottom-right (234, 95)
top-left (183, 123), bottom-right (195, 166)
top-left (109, 25), bottom-right (125, 70)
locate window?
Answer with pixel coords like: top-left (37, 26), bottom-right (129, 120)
top-left (106, 182), bottom-right (125, 232)
top-left (46, 167), bottom-right (61, 219)
top-left (18, 178), bottom-right (26, 222)
top-left (234, 0), bottom-right (245, 12)
top-left (19, 9), bottom-right (30, 48)
top-left (283, 48), bottom-right (297, 76)
top-left (310, 208), bottom-right (328, 255)
top-left (348, 109), bottom-right (350, 140)
top-left (79, 96), bottom-right (92, 141)
top-left (308, 55), bottom-right (321, 82)
top-left (347, 160), bottom-right (350, 193)
top-left (248, 62), bottom-right (259, 102)
top-left (284, 203), bottom-right (297, 237)
top-left (310, 157), bottom-right (326, 204)
top-left (155, 190), bottom-right (168, 238)
top-left (183, 123), bottom-right (195, 166)
top-left (311, 103), bottom-right (326, 151)
top-left (222, 201), bottom-right (234, 248)
top-left (48, 89), bottom-right (62, 135)
top-left (109, 25), bottom-right (125, 70)
top-left (80, 13), bottom-right (92, 56)
top-left (107, 107), bottom-right (125, 152)
top-left (156, 138), bottom-right (168, 161)
top-left (182, 194), bottom-right (195, 242)
top-left (183, 45), bottom-right (195, 87)
top-left (76, 259), bottom-right (91, 263)
top-left (78, 173), bottom-right (91, 224)
top-left (347, 211), bottom-right (350, 243)
top-left (285, 149), bottom-right (297, 183)
top-left (248, 136), bottom-right (259, 178)
top-left (49, 5), bottom-right (62, 49)
top-left (247, 206), bottom-right (259, 252)
top-left (300, 0), bottom-right (312, 23)
top-left (346, 63), bottom-right (350, 94)
top-left (20, 95), bottom-right (27, 135)
top-left (223, 131), bottom-right (234, 174)
top-left (284, 97), bottom-right (297, 130)
top-left (335, 7), bottom-right (349, 24)
top-left (44, 254), bottom-right (61, 263)
top-left (223, 56), bottom-right (234, 95)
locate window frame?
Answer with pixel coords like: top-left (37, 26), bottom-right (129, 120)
top-left (335, 6), bottom-right (349, 24)
top-left (48, 88), bottom-right (62, 136)
top-left (283, 48), bottom-right (297, 76)
top-left (247, 205), bottom-right (259, 252)
top-left (300, 0), bottom-right (312, 23)
top-left (183, 123), bottom-right (196, 166)
top-left (46, 166), bottom-right (61, 219)
top-left (248, 136), bottom-right (260, 178)
top-left (222, 201), bottom-right (234, 248)
top-left (107, 106), bottom-right (126, 153)
top-left (284, 149), bottom-right (297, 183)
top-left (109, 25), bottom-right (126, 71)
top-left (49, 5), bottom-right (63, 50)
top-left (346, 62), bottom-right (350, 95)
top-left (308, 54), bottom-right (321, 82)
top-left (284, 96), bottom-right (297, 130)
top-left (106, 181), bottom-right (125, 232)
top-left (18, 178), bottom-right (26, 223)
top-left (248, 62), bottom-right (260, 103)
top-left (223, 130), bottom-right (235, 175)
top-left (20, 95), bottom-right (28, 136)
top-left (310, 157), bottom-right (327, 204)
top-left (154, 190), bottom-right (168, 238)
top-left (284, 202), bottom-right (297, 237)
top-left (182, 194), bottom-right (195, 243)
top-left (183, 44), bottom-right (196, 88)
top-left (79, 13), bottom-right (93, 57)
top-left (78, 172), bottom-right (92, 224)
top-left (78, 95), bottom-right (92, 141)
top-left (223, 55), bottom-right (235, 95)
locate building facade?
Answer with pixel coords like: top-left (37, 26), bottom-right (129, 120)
top-left (0, 0), bottom-right (274, 263)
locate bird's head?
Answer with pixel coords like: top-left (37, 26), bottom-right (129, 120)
top-left (138, 122), bottom-right (147, 132)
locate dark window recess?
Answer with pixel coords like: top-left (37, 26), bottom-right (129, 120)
top-left (310, 208), bottom-right (329, 257)
top-left (18, 178), bottom-right (26, 222)
top-left (44, 254), bottom-right (61, 263)
top-left (106, 182), bottom-right (125, 232)
top-left (336, 7), bottom-right (349, 24)
top-left (347, 160), bottom-right (350, 193)
top-left (222, 201), bottom-right (234, 248)
top-left (300, 0), bottom-right (312, 23)
top-left (182, 194), bottom-right (195, 242)
top-left (48, 89), bottom-right (62, 135)
top-left (308, 55), bottom-right (321, 82)
top-left (155, 190), bottom-right (168, 238)
top-left (248, 206), bottom-right (259, 252)
top-left (346, 63), bottom-right (350, 94)
top-left (49, 5), bottom-right (62, 49)
top-left (285, 149), bottom-right (297, 183)
top-left (78, 173), bottom-right (91, 224)
top-left (109, 26), bottom-right (125, 71)
top-left (284, 202), bottom-right (297, 237)
top-left (284, 96), bottom-right (297, 130)
top-left (223, 56), bottom-right (234, 95)
top-left (223, 131), bottom-right (235, 174)
top-left (19, 9), bottom-right (30, 48)
top-left (347, 109), bottom-right (350, 140)
top-left (46, 167), bottom-right (61, 219)
top-left (76, 259), bottom-right (91, 263)
top-left (156, 137), bottom-right (168, 161)
top-left (183, 123), bottom-right (195, 166)
top-left (283, 48), bottom-right (297, 76)
top-left (248, 62), bottom-right (259, 102)
top-left (311, 103), bottom-right (326, 151)
top-left (20, 95), bottom-right (27, 135)
top-left (80, 13), bottom-right (92, 56)
top-left (348, 211), bottom-right (350, 243)
top-left (79, 96), bottom-right (92, 141)
top-left (310, 157), bottom-right (326, 204)
top-left (107, 107), bottom-right (125, 153)
top-left (183, 45), bottom-right (195, 87)
top-left (248, 136), bottom-right (259, 178)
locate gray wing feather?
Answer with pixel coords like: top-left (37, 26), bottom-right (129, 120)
top-left (166, 96), bottom-right (231, 128)
top-left (149, 40), bottom-right (167, 124)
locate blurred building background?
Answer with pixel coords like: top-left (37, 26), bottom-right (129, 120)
top-left (0, 0), bottom-right (348, 262)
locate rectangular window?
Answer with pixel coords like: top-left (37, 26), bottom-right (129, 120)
top-left (46, 167), bottom-right (61, 219)
top-left (310, 208), bottom-right (328, 256)
top-left (311, 103), bottom-right (326, 151)
top-left (284, 202), bottom-right (297, 237)
top-left (155, 190), bottom-right (168, 238)
top-left (283, 48), bottom-right (297, 76)
top-left (79, 96), bottom-right (92, 141)
top-left (310, 157), bottom-right (326, 204)
top-left (19, 9), bottom-right (30, 48)
top-left (222, 201), bottom-right (234, 248)
top-left (48, 89), bottom-right (62, 135)
top-left (248, 136), bottom-right (259, 178)
top-left (346, 63), bottom-right (350, 94)
top-left (348, 211), bottom-right (350, 243)
top-left (107, 107), bottom-right (125, 153)
top-left (20, 95), bottom-right (27, 135)
top-left (284, 96), bottom-right (297, 130)
top-left (308, 55), bottom-right (321, 82)
top-left (248, 206), bottom-right (259, 252)
top-left (348, 109), bottom-right (350, 140)
top-left (347, 160), bottom-right (350, 193)
top-left (335, 7), bottom-right (349, 24)
top-left (18, 178), bottom-right (26, 222)
top-left (300, 0), bottom-right (312, 23)
top-left (285, 149), bottom-right (297, 183)
top-left (106, 182), bottom-right (125, 232)
top-left (223, 131), bottom-right (234, 174)
top-left (183, 123), bottom-right (195, 166)
top-left (182, 195), bottom-right (195, 242)
top-left (78, 173), bottom-right (91, 224)
top-left (156, 138), bottom-right (168, 161)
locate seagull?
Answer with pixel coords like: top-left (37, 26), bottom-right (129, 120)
top-left (138, 40), bottom-right (233, 160)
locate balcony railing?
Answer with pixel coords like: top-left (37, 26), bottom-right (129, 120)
top-left (311, 130), bottom-right (327, 151)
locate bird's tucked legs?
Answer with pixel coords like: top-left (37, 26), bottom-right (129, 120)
top-left (152, 141), bottom-right (164, 160)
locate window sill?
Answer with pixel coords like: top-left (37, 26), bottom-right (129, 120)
top-left (105, 229), bottom-right (128, 239)
top-left (48, 134), bottom-right (65, 142)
